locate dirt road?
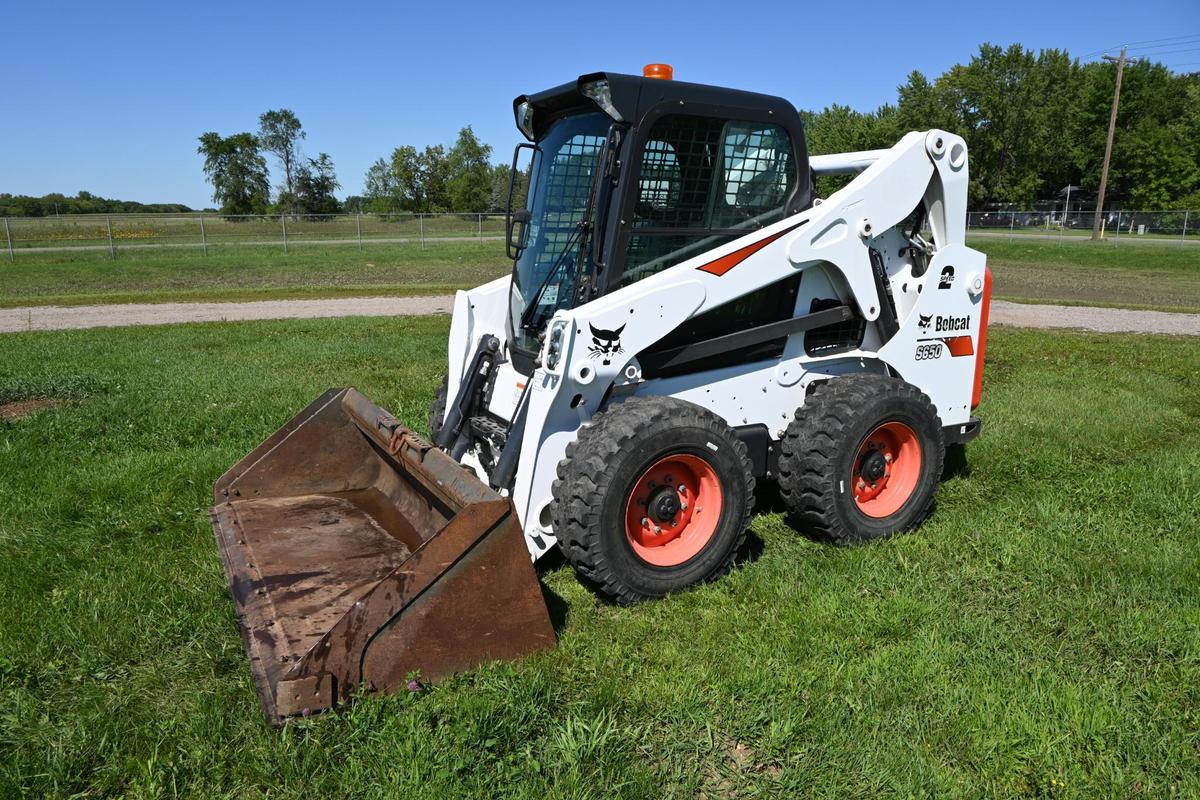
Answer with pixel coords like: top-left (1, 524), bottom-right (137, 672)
top-left (1, 296), bottom-right (1196, 336)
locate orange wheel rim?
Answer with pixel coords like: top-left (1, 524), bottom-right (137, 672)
top-left (623, 454), bottom-right (723, 567)
top-left (851, 421), bottom-right (922, 518)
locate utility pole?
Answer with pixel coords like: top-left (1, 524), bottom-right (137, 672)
top-left (1092, 47), bottom-right (1127, 241)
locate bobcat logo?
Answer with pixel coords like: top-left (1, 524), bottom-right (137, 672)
top-left (918, 313), bottom-right (933, 332)
top-left (588, 323), bottom-right (625, 366)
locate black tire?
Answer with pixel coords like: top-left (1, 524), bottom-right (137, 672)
top-left (777, 374), bottom-right (944, 546)
top-left (428, 375), bottom-right (448, 440)
top-left (551, 396), bottom-right (755, 604)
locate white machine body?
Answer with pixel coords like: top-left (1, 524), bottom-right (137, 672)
top-left (445, 130), bottom-right (989, 559)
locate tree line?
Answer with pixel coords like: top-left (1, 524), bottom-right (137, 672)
top-left (352, 126), bottom-right (509, 214)
top-left (804, 44), bottom-right (1200, 208)
top-left (0, 192), bottom-right (194, 217)
top-left (197, 109), bottom-right (340, 215)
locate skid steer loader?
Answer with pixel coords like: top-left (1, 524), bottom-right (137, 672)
top-left (211, 64), bottom-right (991, 723)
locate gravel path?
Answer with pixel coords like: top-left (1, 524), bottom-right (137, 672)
top-left (0, 296), bottom-right (453, 333)
top-left (1, 295), bottom-right (1196, 336)
top-left (988, 300), bottom-right (1200, 336)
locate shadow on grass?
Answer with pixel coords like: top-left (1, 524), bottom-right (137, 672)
top-left (538, 580), bottom-right (572, 634)
top-left (942, 443), bottom-right (971, 480)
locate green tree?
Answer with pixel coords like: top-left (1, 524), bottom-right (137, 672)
top-left (293, 153), bottom-right (340, 215)
top-left (934, 45), bottom-right (1080, 205)
top-left (418, 145), bottom-right (450, 211)
top-left (1070, 59), bottom-right (1198, 208)
top-left (389, 145), bottom-right (424, 210)
top-left (446, 126), bottom-right (494, 211)
top-left (801, 104), bottom-right (895, 197)
top-left (487, 163), bottom-right (515, 212)
top-left (257, 109), bottom-right (306, 206)
top-left (197, 132), bottom-right (270, 215)
top-left (363, 157), bottom-right (401, 212)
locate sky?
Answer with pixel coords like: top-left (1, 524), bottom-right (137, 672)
top-left (2, 0), bottom-right (1198, 209)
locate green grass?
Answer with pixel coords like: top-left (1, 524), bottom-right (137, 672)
top-left (1, 318), bottom-right (1197, 798)
top-left (0, 242), bottom-right (510, 308)
top-left (0, 234), bottom-right (1196, 313)
top-left (973, 237), bottom-right (1200, 313)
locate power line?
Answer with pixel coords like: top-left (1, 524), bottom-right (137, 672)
top-left (1128, 46), bottom-right (1200, 59)
top-left (1126, 40), bottom-right (1200, 54)
top-left (1080, 33), bottom-right (1200, 60)
top-left (1112, 33), bottom-right (1200, 48)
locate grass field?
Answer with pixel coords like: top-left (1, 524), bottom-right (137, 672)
top-left (981, 238), bottom-right (1200, 313)
top-left (0, 242), bottom-right (510, 308)
top-left (1, 235), bottom-right (1196, 313)
top-left (1, 317), bottom-right (1197, 798)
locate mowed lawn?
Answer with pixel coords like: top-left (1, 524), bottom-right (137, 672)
top-left (979, 238), bottom-right (1200, 313)
top-left (1, 236), bottom-right (1197, 314)
top-left (1, 318), bottom-right (1198, 798)
top-left (0, 242), bottom-right (510, 308)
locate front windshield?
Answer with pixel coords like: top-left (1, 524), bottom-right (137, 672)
top-left (509, 111), bottom-right (613, 355)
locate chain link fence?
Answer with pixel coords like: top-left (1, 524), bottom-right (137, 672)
top-left (0, 213), bottom-right (508, 260)
top-left (3, 207), bottom-right (1196, 262)
top-left (967, 208), bottom-right (1196, 244)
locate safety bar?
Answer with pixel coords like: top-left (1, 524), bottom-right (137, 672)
top-left (810, 149), bottom-right (890, 176)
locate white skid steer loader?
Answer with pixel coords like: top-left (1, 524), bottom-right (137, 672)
top-left (211, 65), bottom-right (991, 722)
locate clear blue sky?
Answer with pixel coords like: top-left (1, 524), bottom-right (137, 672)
top-left (2, 0), bottom-right (1197, 209)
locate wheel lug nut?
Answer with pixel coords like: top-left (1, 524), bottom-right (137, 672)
top-left (654, 526), bottom-right (662, 534)
top-left (884, 454), bottom-right (893, 462)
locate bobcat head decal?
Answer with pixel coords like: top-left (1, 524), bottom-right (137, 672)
top-left (588, 323), bottom-right (625, 366)
top-left (918, 313), bottom-right (933, 332)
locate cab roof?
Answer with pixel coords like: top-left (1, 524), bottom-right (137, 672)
top-left (513, 71), bottom-right (801, 140)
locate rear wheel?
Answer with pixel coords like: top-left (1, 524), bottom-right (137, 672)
top-left (552, 397), bottom-right (754, 604)
top-left (777, 375), bottom-right (944, 545)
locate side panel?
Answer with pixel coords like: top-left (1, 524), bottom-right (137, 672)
top-left (446, 275), bottom-right (511, 404)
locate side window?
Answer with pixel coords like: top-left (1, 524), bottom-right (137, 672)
top-left (719, 123), bottom-right (794, 223)
top-left (622, 115), bottom-right (795, 287)
top-left (638, 140), bottom-right (680, 208)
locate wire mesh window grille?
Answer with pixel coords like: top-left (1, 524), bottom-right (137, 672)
top-left (623, 115), bottom-right (795, 287)
top-left (720, 122), bottom-right (793, 219)
top-left (529, 132), bottom-right (606, 284)
top-left (510, 110), bottom-right (612, 354)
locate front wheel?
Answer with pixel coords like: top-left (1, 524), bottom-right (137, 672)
top-left (777, 375), bottom-right (944, 545)
top-left (552, 397), bottom-right (754, 604)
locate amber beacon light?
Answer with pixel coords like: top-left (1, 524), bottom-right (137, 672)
top-left (643, 63), bottom-right (674, 80)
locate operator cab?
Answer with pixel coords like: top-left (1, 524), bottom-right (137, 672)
top-left (504, 66), bottom-right (813, 374)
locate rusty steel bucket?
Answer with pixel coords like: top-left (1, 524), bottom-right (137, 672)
top-left (209, 388), bottom-right (555, 724)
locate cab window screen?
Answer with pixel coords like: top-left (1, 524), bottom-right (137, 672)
top-left (719, 122), bottom-right (794, 222)
top-left (622, 115), bottom-right (795, 287)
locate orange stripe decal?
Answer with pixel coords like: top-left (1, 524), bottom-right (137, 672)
top-left (971, 267), bottom-right (993, 409)
top-left (696, 223), bottom-right (802, 276)
top-left (943, 335), bottom-right (974, 357)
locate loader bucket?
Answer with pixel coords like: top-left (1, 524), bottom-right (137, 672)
top-left (209, 388), bottom-right (555, 725)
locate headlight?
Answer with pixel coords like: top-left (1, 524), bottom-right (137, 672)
top-left (515, 101), bottom-right (535, 140)
top-left (545, 320), bottom-right (566, 370)
top-left (581, 80), bottom-right (623, 122)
